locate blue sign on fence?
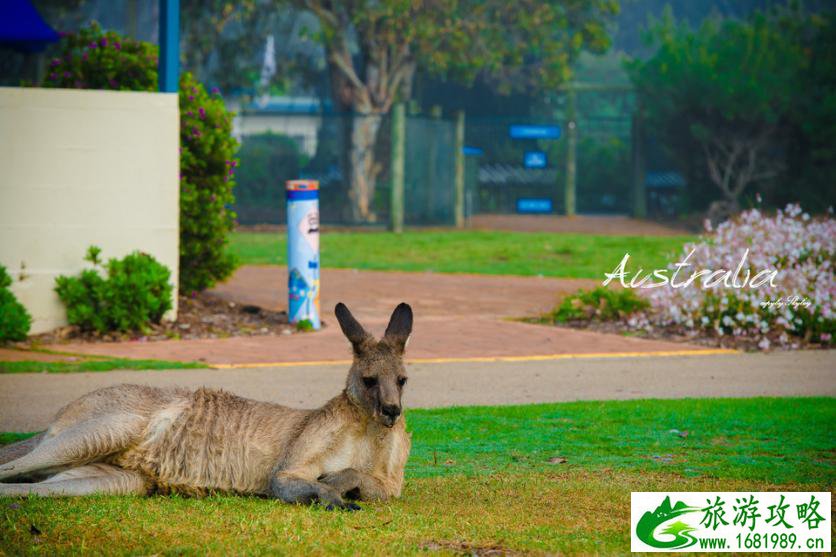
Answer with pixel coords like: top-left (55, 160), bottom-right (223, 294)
top-left (509, 125), bottom-right (561, 140)
top-left (516, 198), bottom-right (553, 214)
top-left (524, 150), bottom-right (547, 168)
top-left (462, 146), bottom-right (484, 156)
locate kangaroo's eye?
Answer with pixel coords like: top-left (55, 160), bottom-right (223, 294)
top-left (397, 377), bottom-right (407, 387)
top-left (362, 376), bottom-right (378, 388)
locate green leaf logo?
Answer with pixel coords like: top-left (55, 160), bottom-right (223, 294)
top-left (636, 496), bottom-right (700, 549)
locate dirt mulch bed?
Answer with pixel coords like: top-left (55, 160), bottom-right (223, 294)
top-left (29, 292), bottom-right (294, 345)
top-left (527, 317), bottom-right (832, 352)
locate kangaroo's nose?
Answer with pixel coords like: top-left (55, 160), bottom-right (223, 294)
top-left (382, 404), bottom-right (401, 418)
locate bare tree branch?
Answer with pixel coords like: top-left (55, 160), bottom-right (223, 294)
top-left (327, 45), bottom-right (368, 99)
top-left (302, 0), bottom-right (339, 29)
top-left (704, 143), bottom-right (724, 192)
top-left (381, 62), bottom-right (413, 112)
top-left (732, 141), bottom-right (759, 197)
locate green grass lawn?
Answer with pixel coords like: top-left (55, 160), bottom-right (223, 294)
top-left (2, 397), bottom-right (832, 554)
top-left (230, 230), bottom-right (693, 279)
top-left (0, 358), bottom-right (206, 374)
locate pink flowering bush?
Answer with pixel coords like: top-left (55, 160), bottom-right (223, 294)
top-left (634, 205), bottom-right (835, 349)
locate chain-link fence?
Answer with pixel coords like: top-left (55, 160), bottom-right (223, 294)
top-left (403, 116), bottom-right (457, 225)
top-left (574, 115), bottom-right (633, 214)
top-left (233, 89), bottom-right (688, 227)
top-left (465, 117), bottom-right (563, 215)
top-left (233, 112), bottom-right (457, 226)
top-left (464, 90), bottom-right (640, 218)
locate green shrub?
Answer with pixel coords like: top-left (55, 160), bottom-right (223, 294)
top-left (551, 286), bottom-right (649, 323)
top-left (55, 246), bottom-right (173, 334)
top-left (179, 72), bottom-right (238, 292)
top-left (41, 22), bottom-right (158, 90)
top-left (42, 22), bottom-right (238, 293)
top-left (0, 265), bottom-right (31, 343)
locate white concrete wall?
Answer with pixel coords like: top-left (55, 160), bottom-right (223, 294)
top-left (0, 87), bottom-right (179, 334)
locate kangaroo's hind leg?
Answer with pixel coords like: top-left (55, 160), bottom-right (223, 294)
top-left (0, 464), bottom-right (149, 497)
top-left (0, 433), bottom-right (45, 466)
top-left (0, 413), bottom-right (147, 482)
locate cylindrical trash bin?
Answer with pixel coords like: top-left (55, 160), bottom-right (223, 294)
top-left (286, 179), bottom-right (320, 329)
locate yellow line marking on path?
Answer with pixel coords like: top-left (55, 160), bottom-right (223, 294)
top-left (210, 348), bottom-right (739, 369)
top-left (213, 359), bottom-right (352, 369)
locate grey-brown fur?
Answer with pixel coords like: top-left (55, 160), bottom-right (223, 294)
top-left (0, 303), bottom-right (413, 510)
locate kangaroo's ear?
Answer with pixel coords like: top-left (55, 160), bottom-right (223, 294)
top-left (335, 303), bottom-right (373, 354)
top-left (383, 303), bottom-right (413, 354)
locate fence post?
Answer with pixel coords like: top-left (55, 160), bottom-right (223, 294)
top-left (425, 105), bottom-right (442, 220)
top-left (631, 108), bottom-right (647, 219)
top-left (390, 102), bottom-right (405, 233)
top-left (158, 0), bottom-right (180, 93)
top-left (454, 110), bottom-right (465, 228)
top-left (564, 86), bottom-right (577, 217)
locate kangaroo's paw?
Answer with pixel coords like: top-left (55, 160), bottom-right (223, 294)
top-left (325, 500), bottom-right (362, 512)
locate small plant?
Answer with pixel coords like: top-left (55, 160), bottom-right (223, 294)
top-left (0, 265), bottom-right (32, 343)
top-left (55, 246), bottom-right (173, 334)
top-left (550, 287), bottom-right (649, 323)
top-left (295, 319), bottom-right (314, 332)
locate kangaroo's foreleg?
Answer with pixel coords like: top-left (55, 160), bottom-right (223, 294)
top-left (269, 471), bottom-right (361, 511)
top-left (318, 468), bottom-right (394, 501)
top-left (0, 464), bottom-right (149, 497)
top-left (0, 433), bottom-right (45, 466)
top-left (0, 414), bottom-right (146, 481)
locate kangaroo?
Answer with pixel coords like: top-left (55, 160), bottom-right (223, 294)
top-left (0, 303), bottom-right (413, 510)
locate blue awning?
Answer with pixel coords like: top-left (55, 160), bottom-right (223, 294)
top-left (0, 0), bottom-right (60, 52)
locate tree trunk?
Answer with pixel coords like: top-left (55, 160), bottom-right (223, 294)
top-left (315, 13), bottom-right (414, 223)
top-left (703, 142), bottom-right (744, 226)
top-left (706, 198), bottom-right (740, 226)
top-left (347, 113), bottom-right (383, 223)
top-left (701, 129), bottom-right (778, 226)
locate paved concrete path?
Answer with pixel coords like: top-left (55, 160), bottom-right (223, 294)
top-left (44, 266), bottom-right (714, 365)
top-left (3, 351), bottom-right (833, 432)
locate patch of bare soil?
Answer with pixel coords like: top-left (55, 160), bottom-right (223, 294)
top-left (30, 292), bottom-right (293, 345)
top-left (421, 540), bottom-right (520, 556)
top-left (528, 317), bottom-right (832, 352)
top-left (0, 348), bottom-right (77, 362)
